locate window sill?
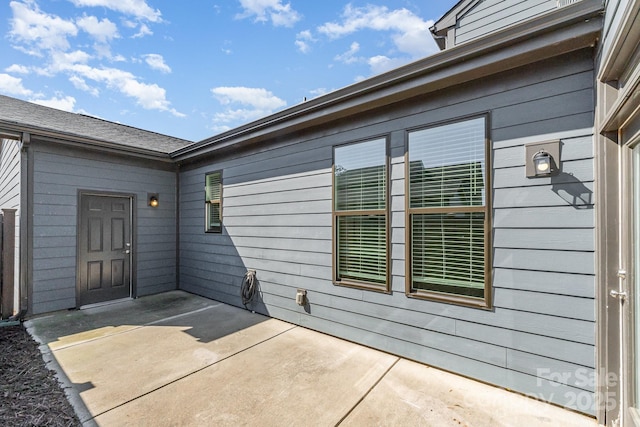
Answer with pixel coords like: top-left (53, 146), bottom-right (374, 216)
top-left (333, 279), bottom-right (390, 294)
top-left (407, 289), bottom-right (492, 309)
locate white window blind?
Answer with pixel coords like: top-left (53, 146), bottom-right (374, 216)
top-left (334, 138), bottom-right (387, 287)
top-left (205, 172), bottom-right (222, 232)
top-left (408, 117), bottom-right (488, 300)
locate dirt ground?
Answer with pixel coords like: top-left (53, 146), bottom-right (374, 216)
top-left (0, 324), bottom-right (80, 426)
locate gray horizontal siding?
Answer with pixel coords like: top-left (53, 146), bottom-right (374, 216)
top-left (456, 0), bottom-right (558, 45)
top-left (0, 138), bottom-right (22, 313)
top-left (179, 48), bottom-right (596, 413)
top-left (31, 144), bottom-right (178, 314)
top-left (0, 139), bottom-right (21, 209)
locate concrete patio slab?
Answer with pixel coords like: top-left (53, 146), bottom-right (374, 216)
top-left (26, 291), bottom-right (599, 426)
top-left (341, 358), bottom-right (594, 427)
top-left (49, 305), bottom-right (294, 416)
top-left (93, 325), bottom-right (398, 426)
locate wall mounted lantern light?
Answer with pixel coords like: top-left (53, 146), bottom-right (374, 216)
top-left (148, 193), bottom-right (159, 208)
top-left (532, 150), bottom-right (552, 176)
top-left (525, 140), bottom-right (560, 178)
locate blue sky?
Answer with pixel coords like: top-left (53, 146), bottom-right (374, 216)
top-left (0, 0), bottom-right (456, 142)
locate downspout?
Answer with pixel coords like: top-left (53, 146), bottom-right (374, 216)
top-left (175, 164), bottom-right (180, 291)
top-left (18, 132), bottom-right (31, 316)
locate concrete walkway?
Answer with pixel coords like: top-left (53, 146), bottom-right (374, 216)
top-left (26, 291), bottom-right (598, 426)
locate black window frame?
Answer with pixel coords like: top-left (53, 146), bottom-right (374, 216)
top-left (205, 170), bottom-right (223, 233)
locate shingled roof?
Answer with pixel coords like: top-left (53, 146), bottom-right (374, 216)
top-left (0, 95), bottom-right (193, 154)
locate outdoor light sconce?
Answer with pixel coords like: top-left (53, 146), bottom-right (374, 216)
top-left (148, 193), bottom-right (159, 208)
top-left (525, 140), bottom-right (560, 178)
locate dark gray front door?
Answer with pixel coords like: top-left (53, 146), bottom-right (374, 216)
top-left (78, 194), bottom-right (131, 306)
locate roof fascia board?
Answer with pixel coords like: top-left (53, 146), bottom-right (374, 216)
top-left (0, 121), bottom-right (174, 162)
top-left (0, 130), bottom-right (22, 140)
top-left (173, 0), bottom-right (603, 163)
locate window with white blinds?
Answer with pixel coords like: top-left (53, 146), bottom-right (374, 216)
top-left (407, 116), bottom-right (490, 305)
top-left (205, 171), bottom-right (222, 233)
top-left (333, 138), bottom-right (388, 289)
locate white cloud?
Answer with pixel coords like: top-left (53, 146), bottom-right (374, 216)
top-left (76, 15), bottom-right (119, 43)
top-left (367, 55), bottom-right (408, 75)
top-left (53, 61), bottom-right (184, 116)
top-left (30, 95), bottom-right (76, 111)
top-left (6, 0), bottom-right (182, 119)
top-left (5, 64), bottom-right (30, 74)
top-left (211, 86), bottom-right (286, 110)
top-left (295, 40), bottom-right (310, 54)
top-left (210, 86), bottom-right (286, 127)
top-left (143, 54), bottom-right (171, 73)
top-left (122, 19), bottom-right (137, 28)
top-left (9, 1), bottom-right (78, 54)
top-left (68, 0), bottom-right (162, 22)
top-left (334, 42), bottom-right (361, 65)
top-left (48, 50), bottom-right (92, 73)
top-left (318, 4), bottom-right (437, 59)
top-left (132, 23), bottom-right (153, 38)
top-left (236, 0), bottom-right (301, 27)
top-left (309, 88), bottom-right (328, 97)
top-left (295, 30), bottom-right (315, 54)
top-left (0, 73), bottom-right (34, 96)
top-left (69, 75), bottom-right (99, 96)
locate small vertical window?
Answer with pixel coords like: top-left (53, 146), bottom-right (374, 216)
top-left (333, 138), bottom-right (389, 291)
top-left (407, 116), bottom-right (491, 307)
top-left (205, 171), bottom-right (222, 233)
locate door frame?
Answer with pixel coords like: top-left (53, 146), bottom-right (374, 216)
top-left (621, 134), bottom-right (640, 426)
top-left (76, 190), bottom-right (136, 308)
top-left (595, 2), bottom-right (640, 423)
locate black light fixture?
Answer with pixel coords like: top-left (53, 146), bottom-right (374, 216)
top-left (148, 193), bottom-right (159, 208)
top-left (525, 140), bottom-right (560, 178)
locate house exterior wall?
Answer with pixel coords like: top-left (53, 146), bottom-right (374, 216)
top-left (0, 138), bottom-right (21, 313)
top-left (455, 0), bottom-right (575, 46)
top-left (30, 142), bottom-right (178, 314)
top-left (179, 47), bottom-right (597, 413)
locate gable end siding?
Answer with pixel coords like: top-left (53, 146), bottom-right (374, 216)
top-left (456, 0), bottom-right (559, 46)
top-left (0, 138), bottom-right (22, 313)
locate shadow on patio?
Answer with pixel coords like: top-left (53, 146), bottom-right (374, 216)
top-left (25, 291), bottom-right (598, 427)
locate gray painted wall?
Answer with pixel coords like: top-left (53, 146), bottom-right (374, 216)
top-left (30, 143), bottom-right (178, 314)
top-left (179, 48), bottom-right (596, 414)
top-left (0, 138), bottom-right (22, 312)
top-left (456, 0), bottom-right (560, 45)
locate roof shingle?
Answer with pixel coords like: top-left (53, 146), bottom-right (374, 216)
top-left (0, 95), bottom-right (193, 154)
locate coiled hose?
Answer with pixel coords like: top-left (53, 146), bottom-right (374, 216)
top-left (241, 270), bottom-right (258, 309)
